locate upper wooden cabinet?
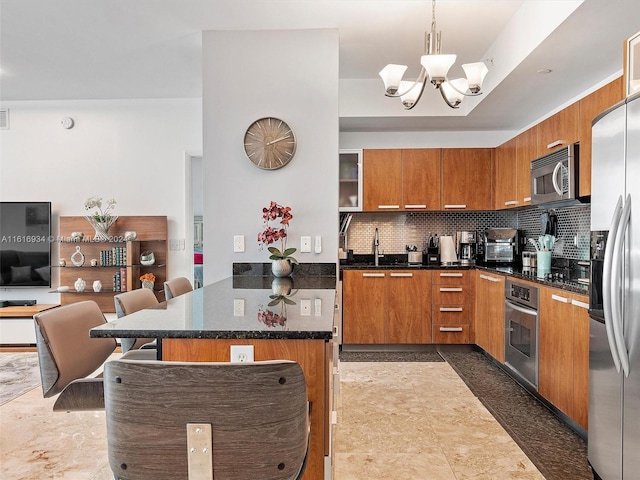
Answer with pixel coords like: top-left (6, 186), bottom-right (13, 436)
top-left (516, 127), bottom-right (537, 206)
top-left (536, 101), bottom-right (580, 156)
top-left (363, 149), bottom-right (440, 212)
top-left (578, 77), bottom-right (624, 197)
top-left (401, 149), bottom-right (441, 211)
top-left (363, 149), bottom-right (402, 211)
top-left (441, 148), bottom-right (493, 211)
top-left (493, 137), bottom-right (517, 209)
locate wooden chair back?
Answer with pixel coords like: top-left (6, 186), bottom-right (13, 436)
top-left (104, 359), bottom-right (309, 480)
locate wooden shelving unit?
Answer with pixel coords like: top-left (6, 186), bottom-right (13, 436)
top-left (57, 216), bottom-right (167, 313)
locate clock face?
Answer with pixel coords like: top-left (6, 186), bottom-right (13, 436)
top-left (243, 117), bottom-right (296, 170)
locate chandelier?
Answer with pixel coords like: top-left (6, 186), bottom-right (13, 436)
top-left (379, 0), bottom-right (489, 110)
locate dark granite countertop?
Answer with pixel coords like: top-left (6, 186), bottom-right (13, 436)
top-left (90, 275), bottom-right (336, 341)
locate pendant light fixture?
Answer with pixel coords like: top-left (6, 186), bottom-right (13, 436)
top-left (379, 0), bottom-right (489, 109)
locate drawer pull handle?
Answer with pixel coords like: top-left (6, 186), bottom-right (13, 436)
top-left (390, 273), bottom-right (413, 277)
top-left (439, 307), bottom-right (463, 312)
top-left (547, 140), bottom-right (564, 149)
top-left (443, 204), bottom-right (466, 209)
top-left (404, 204), bottom-right (427, 209)
top-left (362, 273), bottom-right (385, 278)
top-left (504, 200), bottom-right (517, 206)
top-left (479, 274), bottom-right (501, 282)
top-left (439, 287), bottom-right (463, 292)
top-left (523, 196), bottom-right (532, 202)
top-left (571, 299), bottom-right (589, 309)
top-left (439, 273), bottom-right (463, 277)
top-left (551, 294), bottom-right (570, 303)
top-left (378, 205), bottom-right (400, 209)
top-left (439, 327), bottom-right (463, 332)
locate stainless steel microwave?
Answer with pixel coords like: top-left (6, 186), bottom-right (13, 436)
top-left (531, 143), bottom-right (580, 206)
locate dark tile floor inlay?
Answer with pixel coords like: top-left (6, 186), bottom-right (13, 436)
top-left (340, 349), bottom-right (593, 480)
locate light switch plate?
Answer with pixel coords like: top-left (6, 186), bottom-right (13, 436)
top-left (300, 236), bottom-right (311, 253)
top-left (314, 236), bottom-right (322, 253)
top-left (233, 235), bottom-right (245, 252)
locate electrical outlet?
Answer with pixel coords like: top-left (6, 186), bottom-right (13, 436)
top-left (300, 236), bottom-right (311, 253)
top-left (230, 345), bottom-right (253, 363)
top-left (314, 236), bottom-right (322, 253)
top-left (169, 239), bottom-right (181, 251)
top-left (300, 299), bottom-right (311, 316)
top-left (233, 235), bottom-right (245, 252)
top-left (233, 298), bottom-right (245, 316)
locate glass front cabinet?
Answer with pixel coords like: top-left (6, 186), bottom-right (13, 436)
top-left (339, 149), bottom-right (362, 212)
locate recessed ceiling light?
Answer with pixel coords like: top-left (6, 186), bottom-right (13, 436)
top-left (537, 68), bottom-right (552, 75)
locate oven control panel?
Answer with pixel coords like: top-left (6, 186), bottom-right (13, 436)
top-left (505, 279), bottom-right (539, 309)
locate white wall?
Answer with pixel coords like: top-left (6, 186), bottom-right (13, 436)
top-left (0, 98), bottom-right (202, 301)
top-left (202, 29), bottom-right (340, 282)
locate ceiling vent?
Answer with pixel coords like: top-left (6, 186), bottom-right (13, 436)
top-left (0, 109), bottom-right (9, 130)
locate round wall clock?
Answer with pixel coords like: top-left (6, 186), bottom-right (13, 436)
top-left (243, 117), bottom-right (296, 170)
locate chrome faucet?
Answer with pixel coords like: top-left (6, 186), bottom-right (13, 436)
top-left (374, 228), bottom-right (380, 266)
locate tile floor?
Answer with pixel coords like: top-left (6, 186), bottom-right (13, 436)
top-left (333, 361), bottom-right (545, 479)
top-left (0, 351), bottom-right (590, 479)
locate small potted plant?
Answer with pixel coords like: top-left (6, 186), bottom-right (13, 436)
top-left (140, 272), bottom-right (156, 290)
top-left (258, 201), bottom-right (298, 277)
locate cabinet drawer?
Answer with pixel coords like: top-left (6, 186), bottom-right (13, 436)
top-left (432, 324), bottom-right (470, 344)
top-left (432, 270), bottom-right (470, 285)
top-left (432, 285), bottom-right (472, 305)
top-left (431, 306), bottom-right (470, 325)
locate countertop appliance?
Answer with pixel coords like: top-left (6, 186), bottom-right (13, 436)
top-left (504, 278), bottom-right (539, 390)
top-left (406, 245), bottom-right (422, 265)
top-left (482, 228), bottom-right (523, 265)
top-left (455, 231), bottom-right (477, 265)
top-left (588, 93), bottom-right (640, 480)
top-left (531, 143), bottom-right (581, 207)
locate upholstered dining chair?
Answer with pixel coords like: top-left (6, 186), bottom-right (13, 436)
top-left (33, 300), bottom-right (150, 412)
top-left (163, 276), bottom-right (193, 300)
top-left (103, 359), bottom-right (310, 480)
top-left (113, 288), bottom-right (159, 353)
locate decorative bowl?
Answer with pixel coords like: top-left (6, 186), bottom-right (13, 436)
top-left (140, 251), bottom-right (155, 266)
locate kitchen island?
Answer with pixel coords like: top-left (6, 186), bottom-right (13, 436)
top-left (91, 272), bottom-right (337, 480)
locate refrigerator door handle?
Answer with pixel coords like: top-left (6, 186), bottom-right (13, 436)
top-left (603, 195), bottom-right (623, 372)
top-left (611, 194), bottom-right (632, 377)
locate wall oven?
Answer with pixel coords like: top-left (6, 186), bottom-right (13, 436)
top-left (504, 279), bottom-right (539, 390)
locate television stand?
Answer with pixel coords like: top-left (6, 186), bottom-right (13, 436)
top-left (1, 300), bottom-right (37, 308)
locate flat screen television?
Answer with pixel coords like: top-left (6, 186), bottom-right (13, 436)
top-left (0, 202), bottom-right (52, 287)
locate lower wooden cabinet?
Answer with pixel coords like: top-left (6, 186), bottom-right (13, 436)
top-left (342, 270), bottom-right (431, 344)
top-left (474, 271), bottom-right (505, 362)
top-left (431, 270), bottom-right (473, 344)
top-left (538, 287), bottom-right (590, 429)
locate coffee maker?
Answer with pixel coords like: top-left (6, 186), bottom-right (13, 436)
top-left (455, 231), bottom-right (477, 265)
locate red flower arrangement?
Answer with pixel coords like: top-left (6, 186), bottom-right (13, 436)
top-left (257, 201), bottom-right (298, 263)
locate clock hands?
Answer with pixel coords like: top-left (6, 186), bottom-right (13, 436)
top-left (266, 134), bottom-right (291, 146)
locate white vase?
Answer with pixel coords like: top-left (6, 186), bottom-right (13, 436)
top-left (74, 278), bottom-right (86, 292)
top-left (93, 280), bottom-right (102, 292)
top-left (272, 277), bottom-right (293, 295)
top-left (271, 259), bottom-right (292, 278)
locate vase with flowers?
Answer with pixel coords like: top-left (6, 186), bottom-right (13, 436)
top-left (258, 201), bottom-right (298, 277)
top-left (84, 196), bottom-right (117, 241)
top-left (140, 272), bottom-right (156, 290)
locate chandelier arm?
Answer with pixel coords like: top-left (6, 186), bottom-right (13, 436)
top-left (438, 84), bottom-right (460, 109)
top-left (384, 67), bottom-right (428, 98)
top-left (443, 77), bottom-right (484, 97)
top-left (403, 80), bottom-right (428, 110)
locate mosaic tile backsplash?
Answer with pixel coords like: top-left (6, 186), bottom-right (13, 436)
top-left (340, 204), bottom-right (591, 261)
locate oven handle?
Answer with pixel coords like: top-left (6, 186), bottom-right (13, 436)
top-left (505, 300), bottom-right (537, 316)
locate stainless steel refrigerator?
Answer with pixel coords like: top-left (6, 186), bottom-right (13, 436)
top-left (589, 92), bottom-right (640, 480)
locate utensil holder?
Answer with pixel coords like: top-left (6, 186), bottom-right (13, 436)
top-left (537, 251), bottom-right (551, 278)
